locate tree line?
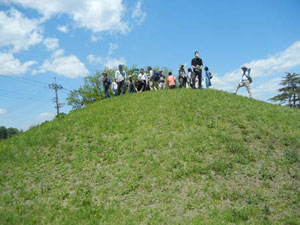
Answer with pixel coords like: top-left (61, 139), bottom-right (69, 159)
top-left (0, 126), bottom-right (20, 140)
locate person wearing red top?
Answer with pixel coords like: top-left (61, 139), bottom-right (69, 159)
top-left (167, 72), bottom-right (176, 89)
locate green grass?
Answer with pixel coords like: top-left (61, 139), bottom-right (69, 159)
top-left (1, 89), bottom-right (300, 225)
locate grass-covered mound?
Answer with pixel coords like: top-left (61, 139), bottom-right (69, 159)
top-left (1, 89), bottom-right (300, 225)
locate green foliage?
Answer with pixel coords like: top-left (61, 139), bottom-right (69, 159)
top-left (270, 73), bottom-right (300, 107)
top-left (66, 71), bottom-right (105, 109)
top-left (1, 89), bottom-right (300, 224)
top-left (0, 126), bottom-right (20, 140)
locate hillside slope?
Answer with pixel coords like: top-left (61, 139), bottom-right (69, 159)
top-left (1, 89), bottom-right (300, 225)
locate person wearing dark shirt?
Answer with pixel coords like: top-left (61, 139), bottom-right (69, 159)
top-left (102, 72), bottom-right (111, 98)
top-left (191, 51), bottom-right (203, 89)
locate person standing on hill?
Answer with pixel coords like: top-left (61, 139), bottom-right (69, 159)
top-left (158, 70), bottom-right (166, 90)
top-left (178, 64), bottom-right (187, 88)
top-left (187, 68), bottom-right (194, 88)
top-left (191, 51), bottom-right (203, 89)
top-left (115, 64), bottom-right (127, 95)
top-left (147, 66), bottom-right (157, 91)
top-left (128, 75), bottom-right (137, 93)
top-left (204, 66), bottom-right (213, 88)
top-left (138, 68), bottom-right (147, 92)
top-left (111, 79), bottom-right (118, 96)
top-left (102, 72), bottom-right (111, 98)
top-left (167, 72), bottom-right (176, 89)
top-left (235, 66), bottom-right (253, 98)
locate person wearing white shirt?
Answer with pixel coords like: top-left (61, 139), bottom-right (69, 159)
top-left (111, 79), bottom-right (118, 96)
top-left (115, 64), bottom-right (127, 95)
top-left (138, 68), bottom-right (147, 92)
top-left (235, 66), bottom-right (252, 98)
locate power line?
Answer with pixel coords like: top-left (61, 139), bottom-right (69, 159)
top-left (0, 70), bottom-right (48, 88)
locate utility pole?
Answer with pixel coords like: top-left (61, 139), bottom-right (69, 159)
top-left (49, 77), bottom-right (64, 116)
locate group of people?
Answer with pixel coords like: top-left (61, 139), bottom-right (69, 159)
top-left (102, 51), bottom-right (253, 98)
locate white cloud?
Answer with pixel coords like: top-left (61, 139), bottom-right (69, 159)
top-left (87, 54), bottom-right (104, 65)
top-left (57, 25), bottom-right (68, 33)
top-left (0, 109), bottom-right (7, 115)
top-left (104, 57), bottom-right (126, 69)
top-left (90, 34), bottom-right (103, 42)
top-left (132, 0), bottom-right (146, 25)
top-left (4, 0), bottom-right (129, 33)
top-left (86, 54), bottom-right (126, 69)
top-left (39, 112), bottom-right (55, 118)
top-left (37, 49), bottom-right (89, 78)
top-left (43, 37), bottom-right (59, 51)
top-left (252, 78), bottom-right (282, 100)
top-left (0, 52), bottom-right (37, 75)
top-left (108, 42), bottom-right (119, 56)
top-left (214, 41), bottom-right (300, 92)
top-left (0, 8), bottom-right (43, 53)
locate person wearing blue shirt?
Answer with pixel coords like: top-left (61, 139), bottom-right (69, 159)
top-left (204, 66), bottom-right (213, 88)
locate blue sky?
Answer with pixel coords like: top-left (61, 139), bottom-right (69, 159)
top-left (0, 0), bottom-right (300, 130)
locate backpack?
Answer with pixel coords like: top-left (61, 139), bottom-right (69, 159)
top-left (154, 72), bottom-right (160, 81)
top-left (107, 78), bottom-right (111, 85)
top-left (248, 76), bottom-right (253, 84)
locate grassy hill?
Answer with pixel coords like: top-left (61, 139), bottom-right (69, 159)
top-left (1, 89), bottom-right (300, 225)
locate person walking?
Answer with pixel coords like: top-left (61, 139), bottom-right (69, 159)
top-left (235, 66), bottom-right (253, 98)
top-left (204, 66), bottom-right (213, 88)
top-left (167, 72), bottom-right (176, 89)
top-left (102, 72), bottom-right (111, 98)
top-left (191, 51), bottom-right (203, 89)
top-left (115, 64), bottom-right (127, 95)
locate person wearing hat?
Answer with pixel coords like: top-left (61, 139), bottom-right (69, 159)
top-left (102, 72), bottom-right (111, 98)
top-left (234, 66), bottom-right (253, 98)
top-left (115, 64), bottom-right (127, 95)
top-left (191, 51), bottom-right (203, 89)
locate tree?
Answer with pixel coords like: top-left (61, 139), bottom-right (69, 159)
top-left (6, 127), bottom-right (19, 138)
top-left (0, 126), bottom-right (7, 140)
top-left (269, 73), bottom-right (300, 108)
top-left (67, 71), bottom-right (105, 109)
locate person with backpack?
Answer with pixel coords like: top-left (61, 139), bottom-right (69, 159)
top-left (178, 64), bottom-right (187, 88)
top-left (111, 79), bottom-right (118, 96)
top-left (167, 72), bottom-right (176, 89)
top-left (204, 66), bottom-right (213, 88)
top-left (234, 66), bottom-right (253, 98)
top-left (147, 66), bottom-right (157, 91)
top-left (115, 64), bottom-right (127, 95)
top-left (158, 70), bottom-right (165, 90)
top-left (127, 75), bottom-right (137, 93)
top-left (191, 51), bottom-right (203, 89)
top-left (102, 72), bottom-right (111, 98)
